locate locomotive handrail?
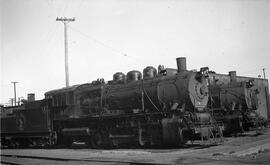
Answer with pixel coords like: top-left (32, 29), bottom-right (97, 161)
top-left (141, 80), bottom-right (162, 113)
top-left (209, 96), bottom-right (218, 108)
top-left (189, 92), bottom-right (197, 112)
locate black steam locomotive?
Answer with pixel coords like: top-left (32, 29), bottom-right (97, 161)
top-left (208, 71), bottom-right (268, 135)
top-left (1, 57), bottom-right (223, 148)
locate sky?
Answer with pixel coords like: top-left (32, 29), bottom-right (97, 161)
top-left (1, 0), bottom-right (270, 105)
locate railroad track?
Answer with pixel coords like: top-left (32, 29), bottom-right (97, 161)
top-left (1, 154), bottom-right (160, 165)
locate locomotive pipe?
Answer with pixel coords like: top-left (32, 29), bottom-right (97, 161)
top-left (27, 93), bottom-right (35, 102)
top-left (62, 127), bottom-right (90, 136)
top-left (229, 71), bottom-right (237, 82)
top-left (176, 57), bottom-right (187, 72)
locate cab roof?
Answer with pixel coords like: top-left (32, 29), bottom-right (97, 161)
top-left (44, 85), bottom-right (81, 96)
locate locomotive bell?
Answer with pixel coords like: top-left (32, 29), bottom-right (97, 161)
top-left (176, 57), bottom-right (186, 72)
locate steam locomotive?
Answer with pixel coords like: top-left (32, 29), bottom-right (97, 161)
top-left (208, 71), bottom-right (268, 135)
top-left (1, 57), bottom-right (223, 148)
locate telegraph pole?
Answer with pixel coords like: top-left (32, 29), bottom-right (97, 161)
top-left (11, 81), bottom-right (18, 106)
top-left (263, 68), bottom-right (266, 79)
top-left (10, 98), bottom-right (14, 106)
top-left (56, 17), bottom-right (75, 87)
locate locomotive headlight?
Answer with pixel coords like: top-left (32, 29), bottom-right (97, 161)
top-left (246, 80), bottom-right (255, 88)
top-left (200, 67), bottom-right (209, 78)
top-left (195, 67), bottom-right (209, 82)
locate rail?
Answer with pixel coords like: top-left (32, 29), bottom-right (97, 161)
top-left (1, 154), bottom-right (161, 165)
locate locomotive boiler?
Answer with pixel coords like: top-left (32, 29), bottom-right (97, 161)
top-left (208, 71), bottom-right (268, 135)
top-left (73, 59), bottom-right (209, 117)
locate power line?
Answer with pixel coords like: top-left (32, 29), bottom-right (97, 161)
top-left (237, 68), bottom-right (261, 74)
top-left (69, 26), bottom-right (126, 56)
top-left (74, 0), bottom-right (85, 18)
top-left (60, 0), bottom-right (70, 17)
top-left (68, 26), bottom-right (149, 65)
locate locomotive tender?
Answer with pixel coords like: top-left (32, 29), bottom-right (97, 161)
top-left (1, 57), bottom-right (223, 148)
top-left (0, 99), bottom-right (55, 147)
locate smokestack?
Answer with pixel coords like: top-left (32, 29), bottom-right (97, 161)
top-left (229, 71), bottom-right (237, 82)
top-left (176, 57), bottom-right (186, 72)
top-left (27, 93), bottom-right (35, 102)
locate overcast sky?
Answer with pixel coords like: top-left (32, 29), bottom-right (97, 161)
top-left (1, 0), bottom-right (270, 104)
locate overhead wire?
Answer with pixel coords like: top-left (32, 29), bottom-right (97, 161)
top-left (238, 68), bottom-right (262, 74)
top-left (60, 0), bottom-right (70, 16)
top-left (73, 0), bottom-right (85, 18)
top-left (51, 0), bottom-right (154, 67)
top-left (68, 25), bottom-right (153, 67)
top-left (69, 25), bottom-right (127, 56)
top-left (38, 0), bottom-right (71, 57)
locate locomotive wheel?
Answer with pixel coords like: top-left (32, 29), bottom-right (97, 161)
top-left (177, 118), bottom-right (189, 146)
top-left (91, 132), bottom-right (105, 149)
top-left (138, 128), bottom-right (150, 148)
top-left (50, 132), bottom-right (58, 146)
top-left (178, 128), bottom-right (188, 146)
top-left (91, 131), bottom-right (111, 149)
top-left (45, 132), bottom-right (58, 148)
top-left (19, 139), bottom-right (30, 148)
top-left (63, 137), bottom-right (73, 147)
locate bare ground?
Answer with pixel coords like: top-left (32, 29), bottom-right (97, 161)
top-left (1, 127), bottom-right (270, 164)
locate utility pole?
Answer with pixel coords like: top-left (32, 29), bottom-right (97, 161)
top-left (263, 68), bottom-right (266, 79)
top-left (10, 98), bottom-right (14, 106)
top-left (11, 81), bottom-right (18, 106)
top-left (56, 17), bottom-right (75, 87)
